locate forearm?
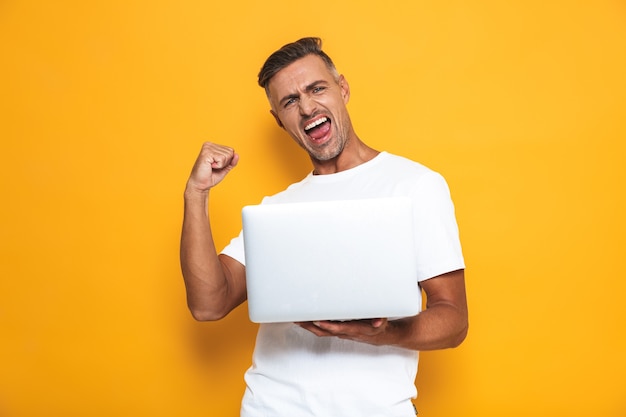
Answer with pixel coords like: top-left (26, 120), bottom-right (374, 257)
top-left (180, 190), bottom-right (239, 320)
top-left (386, 271), bottom-right (469, 350)
top-left (386, 302), bottom-right (469, 351)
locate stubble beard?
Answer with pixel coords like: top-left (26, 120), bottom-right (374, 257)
top-left (309, 138), bottom-right (345, 162)
top-left (303, 124), bottom-right (350, 163)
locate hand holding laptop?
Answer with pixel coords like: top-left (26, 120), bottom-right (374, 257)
top-left (297, 318), bottom-right (390, 346)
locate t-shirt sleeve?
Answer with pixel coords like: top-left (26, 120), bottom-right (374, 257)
top-left (412, 172), bottom-right (465, 281)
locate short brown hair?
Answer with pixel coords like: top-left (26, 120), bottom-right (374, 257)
top-left (258, 37), bottom-right (338, 94)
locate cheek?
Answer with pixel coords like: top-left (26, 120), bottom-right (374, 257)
top-left (282, 115), bottom-right (302, 134)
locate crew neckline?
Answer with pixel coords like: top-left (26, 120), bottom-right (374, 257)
top-left (304, 151), bottom-right (388, 183)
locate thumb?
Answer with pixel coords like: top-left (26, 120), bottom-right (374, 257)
top-left (371, 318), bottom-right (385, 328)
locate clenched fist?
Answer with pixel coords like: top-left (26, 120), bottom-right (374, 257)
top-left (185, 142), bottom-right (239, 194)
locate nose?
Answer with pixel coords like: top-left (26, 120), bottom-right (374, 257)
top-left (298, 94), bottom-right (317, 117)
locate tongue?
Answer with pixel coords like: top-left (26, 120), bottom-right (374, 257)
top-left (308, 121), bottom-right (331, 140)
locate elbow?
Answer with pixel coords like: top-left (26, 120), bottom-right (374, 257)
top-left (185, 287), bottom-right (244, 322)
top-left (188, 304), bottom-right (229, 322)
top-left (449, 321), bottom-right (469, 348)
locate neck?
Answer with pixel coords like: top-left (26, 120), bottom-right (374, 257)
top-left (311, 137), bottom-right (379, 175)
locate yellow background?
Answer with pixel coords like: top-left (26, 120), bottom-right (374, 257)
top-left (1, 1), bottom-right (625, 416)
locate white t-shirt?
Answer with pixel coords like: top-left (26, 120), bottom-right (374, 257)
top-left (222, 152), bottom-right (465, 417)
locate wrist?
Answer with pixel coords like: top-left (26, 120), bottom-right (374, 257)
top-left (184, 185), bottom-right (210, 202)
top-left (382, 318), bottom-right (411, 348)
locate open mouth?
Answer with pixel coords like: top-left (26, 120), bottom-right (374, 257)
top-left (304, 116), bottom-right (331, 140)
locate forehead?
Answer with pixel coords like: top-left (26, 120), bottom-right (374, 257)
top-left (267, 54), bottom-right (335, 98)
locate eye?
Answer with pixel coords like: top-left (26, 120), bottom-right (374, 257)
top-left (284, 97), bottom-right (298, 108)
top-left (312, 86), bottom-right (326, 94)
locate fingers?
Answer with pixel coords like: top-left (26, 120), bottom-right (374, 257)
top-left (297, 319), bottom-right (388, 344)
top-left (201, 142), bottom-right (238, 170)
top-left (187, 142), bottom-right (239, 192)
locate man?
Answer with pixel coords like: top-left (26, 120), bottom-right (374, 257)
top-left (181, 37), bottom-right (468, 416)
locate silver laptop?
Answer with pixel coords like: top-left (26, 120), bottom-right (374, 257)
top-left (242, 197), bottom-right (421, 323)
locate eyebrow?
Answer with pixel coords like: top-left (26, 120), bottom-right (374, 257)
top-left (278, 80), bottom-right (329, 107)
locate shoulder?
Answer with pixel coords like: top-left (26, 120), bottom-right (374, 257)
top-left (378, 152), bottom-right (436, 177)
top-left (376, 152), bottom-right (449, 191)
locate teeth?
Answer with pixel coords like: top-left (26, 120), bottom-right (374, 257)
top-left (304, 117), bottom-right (328, 131)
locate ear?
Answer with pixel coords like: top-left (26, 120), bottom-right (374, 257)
top-left (270, 109), bottom-right (284, 129)
top-left (338, 75), bottom-right (350, 104)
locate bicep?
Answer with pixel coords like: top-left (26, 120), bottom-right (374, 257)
top-left (420, 269), bottom-right (467, 313)
top-left (219, 253), bottom-right (248, 307)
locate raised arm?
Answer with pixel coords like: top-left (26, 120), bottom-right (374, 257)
top-left (180, 142), bottom-right (247, 321)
